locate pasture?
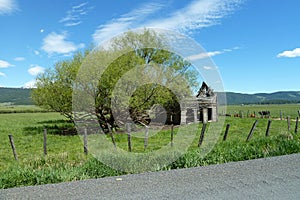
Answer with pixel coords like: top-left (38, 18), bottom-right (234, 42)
top-left (0, 104), bottom-right (300, 188)
top-left (225, 104), bottom-right (300, 118)
top-left (0, 105), bottom-right (45, 114)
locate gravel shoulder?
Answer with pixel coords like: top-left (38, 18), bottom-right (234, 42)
top-left (1, 153), bottom-right (300, 200)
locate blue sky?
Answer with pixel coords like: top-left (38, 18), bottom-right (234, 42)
top-left (0, 0), bottom-right (299, 93)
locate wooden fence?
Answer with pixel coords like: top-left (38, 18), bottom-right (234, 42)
top-left (7, 115), bottom-right (299, 160)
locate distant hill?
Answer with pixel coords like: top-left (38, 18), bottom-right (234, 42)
top-left (220, 91), bottom-right (300, 105)
top-left (0, 88), bottom-right (33, 105)
top-left (1, 87), bottom-right (300, 105)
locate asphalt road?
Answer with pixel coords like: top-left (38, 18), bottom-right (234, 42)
top-left (1, 153), bottom-right (300, 200)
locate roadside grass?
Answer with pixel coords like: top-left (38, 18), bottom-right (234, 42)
top-left (0, 104), bottom-right (300, 189)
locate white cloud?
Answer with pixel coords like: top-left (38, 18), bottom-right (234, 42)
top-left (23, 80), bottom-right (36, 88)
top-left (0, 72), bottom-right (6, 77)
top-left (14, 57), bottom-right (25, 61)
top-left (34, 50), bottom-right (40, 55)
top-left (41, 32), bottom-right (85, 55)
top-left (93, 2), bottom-right (165, 44)
top-left (187, 46), bottom-right (239, 61)
top-left (146, 0), bottom-right (242, 32)
top-left (28, 65), bottom-right (45, 76)
top-left (203, 66), bottom-right (214, 70)
top-left (277, 48), bottom-right (300, 58)
top-left (92, 0), bottom-right (242, 44)
top-left (0, 59), bottom-right (13, 68)
top-left (0, 0), bottom-right (18, 15)
top-left (60, 2), bottom-right (90, 27)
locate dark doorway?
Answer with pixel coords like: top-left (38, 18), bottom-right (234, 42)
top-left (208, 108), bottom-right (212, 121)
top-left (199, 109), bottom-right (203, 122)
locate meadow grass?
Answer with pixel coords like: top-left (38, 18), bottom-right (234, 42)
top-left (0, 105), bottom-right (46, 114)
top-left (226, 103), bottom-right (300, 118)
top-left (0, 112), bottom-right (84, 171)
top-left (0, 104), bottom-right (300, 188)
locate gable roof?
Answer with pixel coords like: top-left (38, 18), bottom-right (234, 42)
top-left (196, 82), bottom-right (215, 98)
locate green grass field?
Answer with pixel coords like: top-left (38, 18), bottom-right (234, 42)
top-left (0, 105), bottom-right (46, 114)
top-left (225, 104), bottom-right (300, 118)
top-left (0, 104), bottom-right (300, 188)
top-left (0, 112), bottom-right (84, 171)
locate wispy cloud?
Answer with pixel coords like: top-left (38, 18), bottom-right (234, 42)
top-left (34, 50), bottom-right (40, 55)
top-left (0, 59), bottom-right (13, 68)
top-left (146, 0), bottom-right (242, 33)
top-left (93, 2), bottom-right (165, 44)
top-left (203, 66), bottom-right (214, 70)
top-left (277, 48), bottom-right (300, 58)
top-left (41, 32), bottom-right (85, 55)
top-left (59, 2), bottom-right (90, 27)
top-left (0, 0), bottom-right (18, 15)
top-left (187, 46), bottom-right (239, 61)
top-left (0, 72), bottom-right (6, 77)
top-left (93, 0), bottom-right (243, 44)
top-left (14, 57), bottom-right (25, 61)
top-left (28, 65), bottom-right (45, 76)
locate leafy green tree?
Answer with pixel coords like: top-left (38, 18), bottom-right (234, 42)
top-left (34, 29), bottom-right (199, 132)
top-left (75, 29), bottom-right (199, 131)
top-left (32, 52), bottom-right (86, 122)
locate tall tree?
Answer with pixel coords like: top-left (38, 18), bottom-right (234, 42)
top-left (74, 29), bottom-right (199, 131)
top-left (33, 29), bottom-right (199, 132)
top-left (32, 52), bottom-right (86, 122)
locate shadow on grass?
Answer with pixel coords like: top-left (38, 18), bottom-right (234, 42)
top-left (23, 119), bottom-right (77, 136)
top-left (37, 119), bottom-right (72, 124)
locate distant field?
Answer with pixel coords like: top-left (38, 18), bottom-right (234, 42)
top-left (0, 105), bottom-right (46, 114)
top-left (0, 104), bottom-right (299, 188)
top-left (226, 104), bottom-right (300, 118)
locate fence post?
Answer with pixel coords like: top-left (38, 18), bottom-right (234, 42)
top-left (246, 120), bottom-right (258, 142)
top-left (43, 129), bottom-right (47, 156)
top-left (8, 134), bottom-right (18, 161)
top-left (170, 114), bottom-right (174, 147)
top-left (295, 117), bottom-right (299, 134)
top-left (126, 123), bottom-right (132, 152)
top-left (223, 124), bottom-right (230, 141)
top-left (171, 124), bottom-right (174, 147)
top-left (198, 123), bottom-right (207, 147)
top-left (144, 126), bottom-right (149, 150)
top-left (287, 116), bottom-right (291, 131)
top-left (107, 124), bottom-right (116, 148)
top-left (84, 128), bottom-right (88, 155)
top-left (266, 120), bottom-right (272, 137)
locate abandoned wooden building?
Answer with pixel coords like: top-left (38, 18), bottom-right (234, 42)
top-left (180, 82), bottom-right (218, 124)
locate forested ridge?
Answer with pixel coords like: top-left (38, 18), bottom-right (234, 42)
top-left (1, 87), bottom-right (300, 105)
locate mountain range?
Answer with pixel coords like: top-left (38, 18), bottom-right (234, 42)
top-left (1, 88), bottom-right (300, 105)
